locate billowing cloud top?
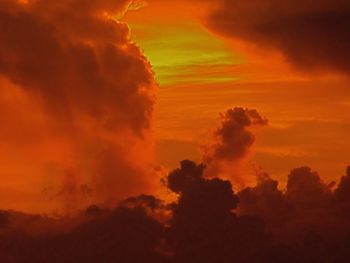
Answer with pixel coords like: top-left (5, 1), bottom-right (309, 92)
top-left (0, 0), bottom-right (157, 209)
top-left (202, 107), bottom-right (267, 183)
top-left (0, 0), bottom-right (155, 133)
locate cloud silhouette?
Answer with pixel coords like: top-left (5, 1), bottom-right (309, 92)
top-left (201, 107), bottom-right (267, 183)
top-left (2, 162), bottom-right (350, 262)
top-left (203, 0), bottom-right (350, 74)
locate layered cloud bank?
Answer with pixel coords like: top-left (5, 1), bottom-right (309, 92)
top-left (0, 0), bottom-right (156, 211)
top-left (1, 160), bottom-right (350, 262)
top-left (203, 0), bottom-right (350, 74)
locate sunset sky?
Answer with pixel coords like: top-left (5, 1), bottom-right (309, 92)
top-left (0, 0), bottom-right (349, 213)
top-left (125, 1), bottom-right (350, 185)
top-left (2, 1), bottom-right (350, 262)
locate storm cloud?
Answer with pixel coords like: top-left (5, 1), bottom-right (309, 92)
top-left (0, 0), bottom-right (157, 210)
top-left (203, 0), bottom-right (350, 74)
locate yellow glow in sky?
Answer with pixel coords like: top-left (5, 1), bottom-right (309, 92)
top-left (129, 21), bottom-right (243, 85)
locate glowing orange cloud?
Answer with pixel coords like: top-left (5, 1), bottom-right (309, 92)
top-left (0, 0), bottom-right (157, 213)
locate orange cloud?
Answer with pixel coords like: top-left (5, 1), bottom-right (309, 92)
top-left (0, 0), bottom-right (157, 212)
top-left (201, 107), bottom-right (267, 185)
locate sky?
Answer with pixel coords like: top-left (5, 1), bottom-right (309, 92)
top-left (124, 0), bottom-right (350, 186)
top-left (0, 0), bottom-right (348, 213)
top-left (0, 0), bottom-right (347, 205)
top-left (1, 0), bottom-right (350, 262)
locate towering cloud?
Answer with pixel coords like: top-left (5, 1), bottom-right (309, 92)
top-left (0, 0), bottom-right (157, 210)
top-left (202, 107), bottom-right (267, 183)
top-left (203, 0), bottom-right (350, 74)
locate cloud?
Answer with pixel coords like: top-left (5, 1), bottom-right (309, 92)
top-left (238, 171), bottom-right (292, 227)
top-left (203, 0), bottom-right (350, 74)
top-left (286, 166), bottom-right (332, 209)
top-left (0, 0), bottom-right (157, 210)
top-left (334, 166), bottom-right (350, 217)
top-left (2, 1), bottom-right (350, 260)
top-left (0, 0), bottom-right (154, 131)
top-left (2, 161), bottom-right (350, 262)
top-left (166, 160), bottom-right (268, 263)
top-left (237, 165), bottom-right (350, 246)
top-left (201, 107), bottom-right (267, 183)
top-left (0, 205), bottom-right (165, 262)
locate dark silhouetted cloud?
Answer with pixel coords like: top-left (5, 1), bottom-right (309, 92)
top-left (203, 0), bottom-right (350, 74)
top-left (2, 162), bottom-right (350, 262)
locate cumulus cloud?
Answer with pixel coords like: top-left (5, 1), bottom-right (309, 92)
top-left (0, 0), bottom-right (157, 210)
top-left (166, 160), bottom-right (268, 263)
top-left (203, 0), bottom-right (350, 74)
top-left (286, 166), bottom-right (332, 209)
top-left (238, 171), bottom-right (292, 227)
top-left (2, 161), bottom-right (350, 262)
top-left (201, 107), bottom-right (267, 183)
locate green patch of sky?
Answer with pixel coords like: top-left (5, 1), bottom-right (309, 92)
top-left (129, 21), bottom-right (243, 86)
